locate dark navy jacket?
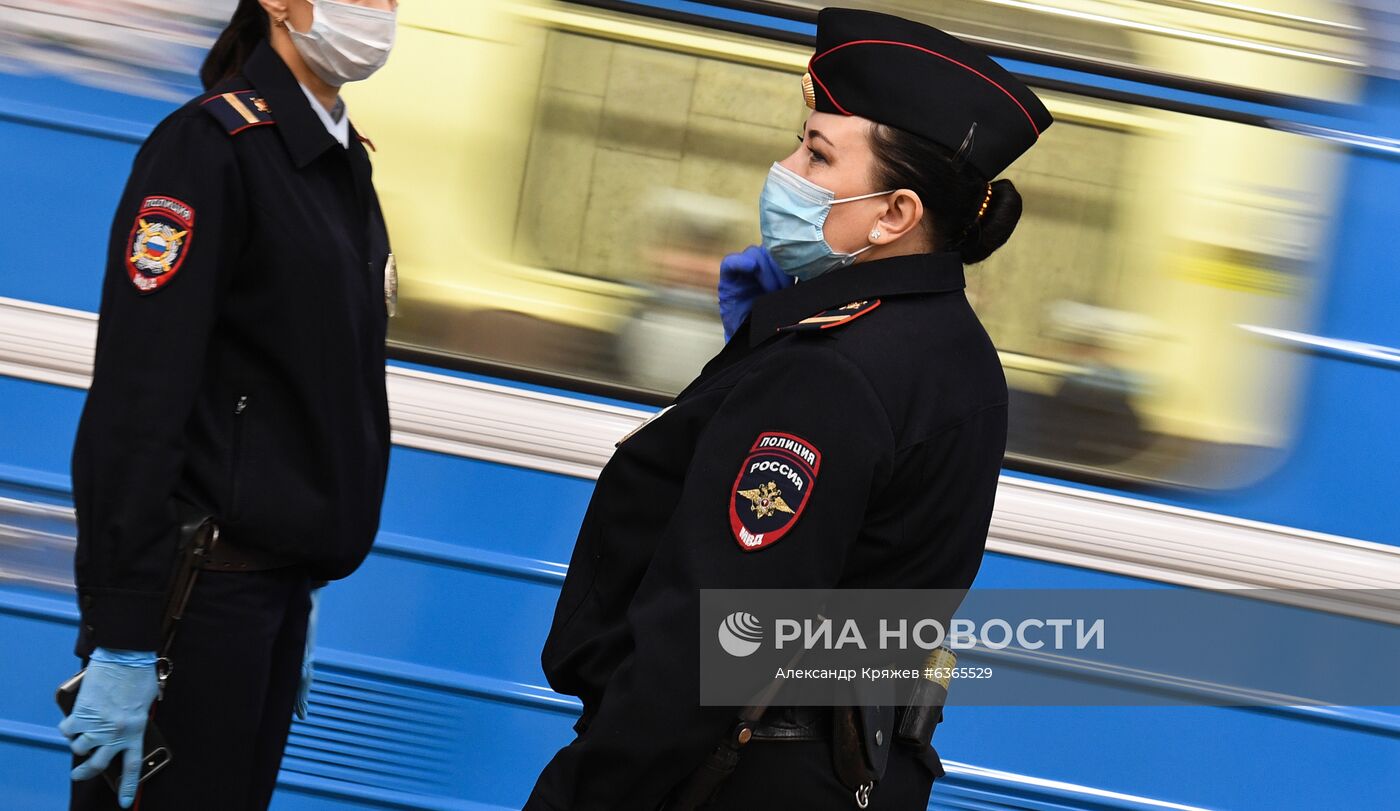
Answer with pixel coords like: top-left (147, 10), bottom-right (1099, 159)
top-left (528, 251), bottom-right (1007, 809)
top-left (72, 40), bottom-right (391, 652)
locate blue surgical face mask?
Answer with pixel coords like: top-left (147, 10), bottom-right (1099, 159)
top-left (759, 162), bottom-right (893, 282)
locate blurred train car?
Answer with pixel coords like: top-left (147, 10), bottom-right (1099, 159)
top-left (1, 1), bottom-right (1398, 808)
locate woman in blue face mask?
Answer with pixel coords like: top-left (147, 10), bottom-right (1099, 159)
top-left (60, 2), bottom-right (397, 809)
top-left (759, 106), bottom-right (1026, 275)
top-left (530, 8), bottom-right (1054, 811)
top-left (761, 113), bottom-right (914, 280)
top-left (718, 83), bottom-right (1028, 340)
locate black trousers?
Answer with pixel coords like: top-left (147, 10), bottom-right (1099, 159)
top-left (71, 567), bottom-right (312, 811)
top-left (700, 737), bottom-right (936, 810)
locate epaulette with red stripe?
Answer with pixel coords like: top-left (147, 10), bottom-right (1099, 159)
top-left (200, 89), bottom-right (275, 135)
top-left (778, 299), bottom-right (882, 332)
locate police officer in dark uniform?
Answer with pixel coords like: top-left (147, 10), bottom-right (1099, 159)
top-left (526, 8), bottom-right (1052, 810)
top-left (59, 1), bottom-right (397, 808)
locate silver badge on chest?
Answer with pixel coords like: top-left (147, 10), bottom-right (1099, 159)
top-left (384, 252), bottom-right (398, 317)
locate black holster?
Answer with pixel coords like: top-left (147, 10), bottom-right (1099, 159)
top-left (831, 705), bottom-right (884, 799)
top-left (161, 503), bottom-right (220, 646)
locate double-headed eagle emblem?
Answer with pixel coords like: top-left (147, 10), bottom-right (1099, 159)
top-left (737, 481), bottom-right (794, 519)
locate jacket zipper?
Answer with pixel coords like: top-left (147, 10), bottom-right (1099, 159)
top-left (230, 395), bottom-right (249, 519)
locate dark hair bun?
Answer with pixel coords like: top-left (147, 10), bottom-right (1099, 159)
top-left (867, 124), bottom-right (1026, 266)
top-left (957, 178), bottom-right (1022, 265)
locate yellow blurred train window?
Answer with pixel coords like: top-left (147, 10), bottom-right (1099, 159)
top-left (349, 1), bottom-right (1342, 488)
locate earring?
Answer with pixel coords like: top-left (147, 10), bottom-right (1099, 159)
top-left (869, 229), bottom-right (882, 240)
top-left (275, 15), bottom-right (286, 26)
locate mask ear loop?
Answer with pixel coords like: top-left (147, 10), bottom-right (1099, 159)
top-left (830, 189), bottom-right (895, 205)
top-left (830, 189), bottom-right (902, 257)
top-left (829, 190), bottom-right (897, 260)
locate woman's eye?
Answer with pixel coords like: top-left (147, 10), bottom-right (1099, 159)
top-left (796, 134), bottom-right (826, 164)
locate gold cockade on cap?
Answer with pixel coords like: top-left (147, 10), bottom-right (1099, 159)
top-left (801, 72), bottom-right (816, 109)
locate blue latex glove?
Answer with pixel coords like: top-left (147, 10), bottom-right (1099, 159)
top-left (58, 648), bottom-right (158, 809)
top-left (718, 245), bottom-right (793, 341)
top-left (295, 587), bottom-right (321, 720)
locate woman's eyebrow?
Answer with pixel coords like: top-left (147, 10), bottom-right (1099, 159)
top-left (807, 129), bottom-right (836, 149)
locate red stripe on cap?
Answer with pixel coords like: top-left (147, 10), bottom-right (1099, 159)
top-left (805, 62), bottom-right (851, 116)
top-left (811, 39), bottom-right (1041, 136)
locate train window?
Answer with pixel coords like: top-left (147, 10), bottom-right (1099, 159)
top-left (965, 101), bottom-right (1339, 487)
top-left (378, 19), bottom-right (805, 392)
top-left (351, 2), bottom-right (1343, 489)
top-left (786, 0), bottom-right (1364, 104)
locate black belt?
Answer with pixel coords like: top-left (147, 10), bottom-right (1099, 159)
top-left (750, 705), bottom-right (918, 742)
top-left (199, 538), bottom-right (296, 571)
top-left (750, 706), bottom-right (829, 741)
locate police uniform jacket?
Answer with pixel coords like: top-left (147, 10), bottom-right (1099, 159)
top-left (527, 251), bottom-right (1007, 809)
top-left (72, 40), bottom-right (391, 653)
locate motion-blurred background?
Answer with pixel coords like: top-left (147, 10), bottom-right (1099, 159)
top-left (2, 0), bottom-right (1396, 489)
top-left (2, 2), bottom-right (1398, 809)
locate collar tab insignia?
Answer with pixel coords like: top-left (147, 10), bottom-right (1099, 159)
top-left (779, 298), bottom-right (882, 332)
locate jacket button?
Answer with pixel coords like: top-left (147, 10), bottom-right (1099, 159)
top-left (875, 730), bottom-right (884, 746)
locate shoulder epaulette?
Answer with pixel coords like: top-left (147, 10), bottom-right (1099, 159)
top-left (200, 89), bottom-right (275, 135)
top-left (778, 299), bottom-right (882, 332)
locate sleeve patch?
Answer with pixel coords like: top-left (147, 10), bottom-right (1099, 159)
top-left (778, 298), bottom-right (882, 332)
top-left (730, 432), bottom-right (821, 551)
top-left (125, 196), bottom-right (195, 294)
top-left (200, 89), bottom-right (275, 135)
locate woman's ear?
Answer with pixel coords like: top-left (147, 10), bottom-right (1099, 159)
top-left (869, 189), bottom-right (925, 246)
